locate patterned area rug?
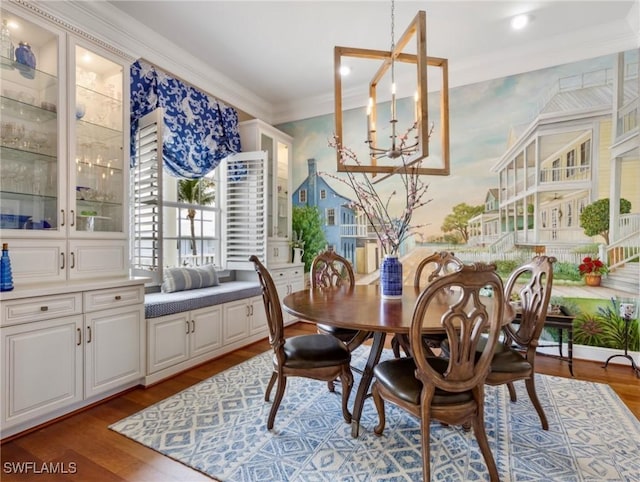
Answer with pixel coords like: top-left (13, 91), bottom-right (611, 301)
top-left (110, 347), bottom-right (640, 481)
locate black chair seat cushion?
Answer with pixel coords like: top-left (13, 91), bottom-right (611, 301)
top-left (316, 323), bottom-right (359, 340)
top-left (441, 336), bottom-right (532, 374)
top-left (281, 334), bottom-right (351, 368)
top-left (373, 357), bottom-right (472, 406)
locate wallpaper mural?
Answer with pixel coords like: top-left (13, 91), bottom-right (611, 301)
top-left (276, 48), bottom-right (640, 359)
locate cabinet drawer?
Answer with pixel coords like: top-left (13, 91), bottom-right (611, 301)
top-left (2, 293), bottom-right (83, 326)
top-left (84, 286), bottom-right (144, 312)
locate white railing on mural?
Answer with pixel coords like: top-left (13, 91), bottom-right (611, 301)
top-left (620, 213), bottom-right (640, 238)
top-left (488, 232), bottom-right (516, 254)
top-left (605, 214), bottom-right (640, 270)
top-left (539, 166), bottom-right (591, 184)
top-left (459, 247), bottom-right (588, 265)
top-left (537, 67), bottom-right (614, 112)
top-left (340, 223), bottom-right (370, 238)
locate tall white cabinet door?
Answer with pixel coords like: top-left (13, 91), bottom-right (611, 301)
top-left (222, 300), bottom-right (250, 345)
top-left (147, 313), bottom-right (190, 374)
top-left (249, 296), bottom-right (268, 336)
top-left (190, 306), bottom-right (222, 358)
top-left (1, 316), bottom-right (83, 431)
top-left (84, 305), bottom-right (143, 398)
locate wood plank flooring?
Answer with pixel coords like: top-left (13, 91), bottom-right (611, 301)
top-left (2, 321), bottom-right (639, 482)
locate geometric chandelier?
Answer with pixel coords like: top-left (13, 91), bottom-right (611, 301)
top-left (333, 4), bottom-right (450, 177)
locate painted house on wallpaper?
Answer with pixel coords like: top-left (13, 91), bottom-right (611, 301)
top-left (468, 188), bottom-right (501, 247)
top-left (487, 53), bottom-right (639, 263)
top-left (292, 158), bottom-right (361, 266)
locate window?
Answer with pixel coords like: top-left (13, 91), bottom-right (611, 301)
top-left (165, 174), bottom-right (220, 268)
top-left (326, 208), bottom-right (336, 226)
top-left (299, 189), bottom-right (307, 203)
top-left (320, 189), bottom-right (327, 200)
top-left (580, 140), bottom-right (591, 172)
top-left (552, 159), bottom-right (560, 181)
top-left (566, 149), bottom-right (575, 178)
top-left (131, 110), bottom-right (222, 285)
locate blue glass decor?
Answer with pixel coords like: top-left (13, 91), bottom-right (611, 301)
top-left (15, 41), bottom-right (36, 79)
top-left (129, 60), bottom-right (241, 178)
top-left (0, 243), bottom-right (14, 292)
top-left (380, 254), bottom-right (402, 299)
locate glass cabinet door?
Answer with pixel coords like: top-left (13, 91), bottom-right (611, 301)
top-left (0, 8), bottom-right (60, 232)
top-left (275, 140), bottom-right (289, 239)
top-left (71, 42), bottom-right (124, 234)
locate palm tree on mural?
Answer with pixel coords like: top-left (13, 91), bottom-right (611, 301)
top-left (177, 178), bottom-right (215, 256)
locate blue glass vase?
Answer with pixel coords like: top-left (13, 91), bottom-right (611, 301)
top-left (381, 254), bottom-right (402, 299)
top-left (0, 243), bottom-right (14, 292)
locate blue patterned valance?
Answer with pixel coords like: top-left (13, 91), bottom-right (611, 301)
top-left (130, 60), bottom-right (241, 179)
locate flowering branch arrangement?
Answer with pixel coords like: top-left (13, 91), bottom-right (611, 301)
top-left (324, 134), bottom-right (432, 256)
top-left (578, 256), bottom-right (608, 276)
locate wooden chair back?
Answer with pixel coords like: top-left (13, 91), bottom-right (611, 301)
top-left (503, 255), bottom-right (556, 350)
top-left (410, 262), bottom-right (504, 392)
top-left (250, 255), bottom-right (285, 357)
top-left (311, 248), bottom-right (355, 289)
top-left (414, 251), bottom-right (464, 289)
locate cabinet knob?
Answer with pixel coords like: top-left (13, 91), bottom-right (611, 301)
top-left (115, 295), bottom-right (122, 301)
top-left (40, 306), bottom-right (48, 312)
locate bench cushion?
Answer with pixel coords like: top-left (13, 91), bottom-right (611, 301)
top-left (145, 281), bottom-right (262, 318)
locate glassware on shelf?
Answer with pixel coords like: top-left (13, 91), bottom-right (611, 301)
top-left (0, 19), bottom-right (14, 69)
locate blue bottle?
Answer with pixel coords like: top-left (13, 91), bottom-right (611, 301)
top-left (0, 243), bottom-right (14, 291)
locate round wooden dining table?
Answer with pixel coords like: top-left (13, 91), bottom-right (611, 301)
top-left (283, 284), bottom-right (511, 437)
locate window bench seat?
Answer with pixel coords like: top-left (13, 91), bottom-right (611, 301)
top-left (143, 280), bottom-right (266, 386)
top-left (144, 281), bottom-right (262, 318)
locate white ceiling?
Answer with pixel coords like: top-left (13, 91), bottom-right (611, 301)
top-left (99, 1), bottom-right (639, 124)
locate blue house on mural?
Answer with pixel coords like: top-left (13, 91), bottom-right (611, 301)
top-left (292, 158), bottom-right (360, 265)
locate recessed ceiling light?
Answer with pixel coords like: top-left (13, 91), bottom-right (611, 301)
top-left (511, 14), bottom-right (529, 30)
top-left (339, 65), bottom-right (351, 76)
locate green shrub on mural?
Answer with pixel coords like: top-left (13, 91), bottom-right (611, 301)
top-left (573, 298), bottom-right (639, 351)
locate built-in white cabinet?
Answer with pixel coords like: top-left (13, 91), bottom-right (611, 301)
top-left (1, 315), bottom-right (83, 432)
top-left (1, 281), bottom-right (145, 438)
top-left (238, 119), bottom-right (293, 263)
top-left (0, 4), bottom-right (131, 284)
top-left (270, 266), bottom-right (305, 325)
top-left (223, 296), bottom-right (267, 344)
top-left (147, 305), bottom-right (223, 376)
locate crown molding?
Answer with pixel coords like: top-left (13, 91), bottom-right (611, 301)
top-left (28, 0), bottom-right (274, 122)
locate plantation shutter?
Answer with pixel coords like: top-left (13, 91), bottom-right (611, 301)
top-left (223, 151), bottom-right (267, 270)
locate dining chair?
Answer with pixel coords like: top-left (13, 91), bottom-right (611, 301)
top-left (249, 255), bottom-right (354, 429)
top-left (312, 248), bottom-right (372, 352)
top-left (371, 262), bottom-right (504, 482)
top-left (484, 255), bottom-right (556, 430)
top-left (391, 251), bottom-right (464, 358)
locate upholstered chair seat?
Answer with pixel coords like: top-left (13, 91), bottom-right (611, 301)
top-left (281, 334), bottom-right (351, 368)
top-left (374, 357), bottom-right (474, 405)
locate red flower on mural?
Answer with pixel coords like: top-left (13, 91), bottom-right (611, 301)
top-left (578, 256), bottom-right (608, 276)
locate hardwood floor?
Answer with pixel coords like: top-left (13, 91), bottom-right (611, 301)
top-left (2, 321), bottom-right (639, 482)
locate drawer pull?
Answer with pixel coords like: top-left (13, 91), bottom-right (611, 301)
top-left (115, 295), bottom-right (122, 301)
top-left (40, 306), bottom-right (49, 312)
